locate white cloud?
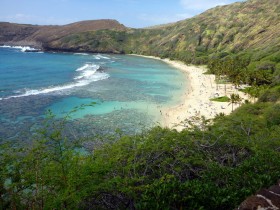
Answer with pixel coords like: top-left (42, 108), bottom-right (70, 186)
top-left (180, 0), bottom-right (231, 11)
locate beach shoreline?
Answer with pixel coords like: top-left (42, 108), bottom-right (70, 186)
top-left (130, 54), bottom-right (250, 131)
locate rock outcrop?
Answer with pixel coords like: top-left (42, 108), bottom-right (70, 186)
top-left (237, 180), bottom-right (280, 210)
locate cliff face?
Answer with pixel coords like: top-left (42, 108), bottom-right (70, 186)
top-left (0, 22), bottom-right (41, 47)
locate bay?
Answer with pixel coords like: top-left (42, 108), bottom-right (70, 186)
top-left (0, 46), bottom-right (187, 141)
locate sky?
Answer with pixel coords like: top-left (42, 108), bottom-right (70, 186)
top-left (0, 0), bottom-right (245, 28)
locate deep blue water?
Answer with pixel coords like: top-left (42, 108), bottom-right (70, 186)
top-left (0, 46), bottom-right (187, 141)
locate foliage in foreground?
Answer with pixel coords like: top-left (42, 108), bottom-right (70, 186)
top-left (1, 90), bottom-right (280, 209)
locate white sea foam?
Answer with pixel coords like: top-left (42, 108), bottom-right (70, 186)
top-left (76, 63), bottom-right (99, 71)
top-left (93, 55), bottom-right (101, 60)
top-left (21, 46), bottom-right (38, 52)
top-left (0, 45), bottom-right (39, 52)
top-left (74, 63), bottom-right (100, 79)
top-left (96, 54), bottom-right (110, 59)
top-left (0, 45), bottom-right (11, 48)
top-left (74, 53), bottom-right (89, 56)
top-left (0, 62), bottom-right (109, 101)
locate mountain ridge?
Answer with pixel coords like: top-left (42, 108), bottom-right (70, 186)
top-left (0, 0), bottom-right (279, 62)
top-left (0, 19), bottom-right (126, 48)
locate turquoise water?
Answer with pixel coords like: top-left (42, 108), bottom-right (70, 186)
top-left (0, 46), bottom-right (187, 140)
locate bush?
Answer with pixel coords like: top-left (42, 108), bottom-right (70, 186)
top-left (1, 95), bottom-right (280, 209)
top-left (259, 85), bottom-right (280, 102)
top-left (256, 60), bottom-right (276, 72)
top-left (264, 104), bottom-right (280, 127)
top-left (272, 63), bottom-right (280, 85)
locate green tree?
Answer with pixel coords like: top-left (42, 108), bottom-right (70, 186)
top-left (228, 93), bottom-right (242, 111)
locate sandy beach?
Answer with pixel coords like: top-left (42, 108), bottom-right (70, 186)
top-left (131, 54), bottom-right (250, 131)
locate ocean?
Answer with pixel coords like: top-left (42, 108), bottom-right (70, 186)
top-left (0, 46), bottom-right (187, 142)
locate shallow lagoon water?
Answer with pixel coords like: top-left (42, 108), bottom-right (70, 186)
top-left (0, 47), bottom-right (187, 141)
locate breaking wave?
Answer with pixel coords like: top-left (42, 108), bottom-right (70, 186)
top-left (74, 53), bottom-right (89, 56)
top-left (95, 54), bottom-right (110, 59)
top-left (0, 63), bottom-right (109, 100)
top-left (0, 45), bottom-right (39, 52)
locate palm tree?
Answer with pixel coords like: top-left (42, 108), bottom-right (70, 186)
top-left (235, 94), bottom-right (242, 107)
top-left (228, 93), bottom-right (242, 112)
top-left (223, 58), bottom-right (233, 95)
top-left (208, 59), bottom-right (223, 91)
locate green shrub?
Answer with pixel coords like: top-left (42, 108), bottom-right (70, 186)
top-left (264, 104), bottom-right (280, 127)
top-left (259, 85), bottom-right (280, 102)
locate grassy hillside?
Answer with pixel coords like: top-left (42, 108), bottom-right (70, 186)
top-left (145, 0), bottom-right (280, 60)
top-left (45, 0), bottom-right (280, 62)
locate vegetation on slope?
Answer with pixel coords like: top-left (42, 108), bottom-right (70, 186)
top-left (46, 0), bottom-right (280, 61)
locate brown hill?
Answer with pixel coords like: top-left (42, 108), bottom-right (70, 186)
top-left (0, 19), bottom-right (126, 48)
